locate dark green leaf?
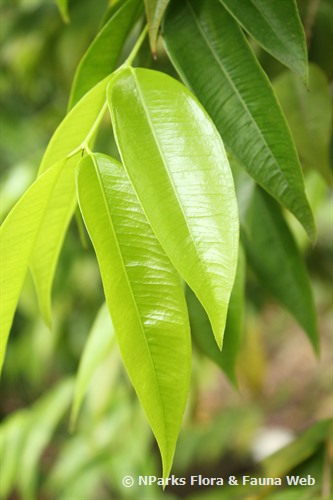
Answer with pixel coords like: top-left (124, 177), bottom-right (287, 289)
top-left (108, 67), bottom-right (239, 348)
top-left (163, 0), bottom-right (315, 241)
top-left (187, 245), bottom-right (245, 385)
top-left (76, 153), bottom-right (191, 478)
top-left (242, 187), bottom-right (319, 352)
top-left (219, 0), bottom-right (308, 83)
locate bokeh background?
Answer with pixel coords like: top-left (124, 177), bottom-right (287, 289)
top-left (0, 0), bottom-right (332, 499)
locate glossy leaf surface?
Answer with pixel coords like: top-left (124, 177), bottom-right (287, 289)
top-left (187, 245), bottom-right (245, 385)
top-left (76, 153), bottom-right (191, 478)
top-left (30, 77), bottom-right (110, 325)
top-left (69, 0), bottom-right (143, 108)
top-left (163, 0), bottom-right (315, 241)
top-left (242, 187), bottom-right (319, 352)
top-left (71, 302), bottom-right (115, 428)
top-left (0, 160), bottom-right (67, 372)
top-left (56, 0), bottom-right (69, 23)
top-left (108, 67), bottom-right (239, 348)
top-left (144, 0), bottom-right (170, 54)
top-left (274, 64), bottom-right (332, 185)
top-left (220, 0), bottom-right (308, 83)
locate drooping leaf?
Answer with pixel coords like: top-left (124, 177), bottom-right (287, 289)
top-left (69, 0), bottom-right (143, 109)
top-left (144, 0), bottom-right (170, 54)
top-left (76, 153), bottom-right (191, 478)
top-left (0, 160), bottom-right (69, 372)
top-left (186, 245), bottom-right (245, 385)
top-left (163, 0), bottom-right (315, 241)
top-left (71, 302), bottom-right (115, 428)
top-left (219, 0), bottom-right (308, 83)
top-left (108, 67), bottom-right (239, 348)
top-left (56, 0), bottom-right (69, 23)
top-left (30, 77), bottom-right (110, 326)
top-left (17, 379), bottom-right (73, 500)
top-left (242, 187), bottom-right (319, 352)
top-left (273, 64), bottom-right (332, 185)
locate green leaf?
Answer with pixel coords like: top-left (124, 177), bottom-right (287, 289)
top-left (186, 245), bottom-right (245, 385)
top-left (108, 67), bottom-right (239, 348)
top-left (273, 64), bottom-right (332, 185)
top-left (71, 302), bottom-right (115, 428)
top-left (17, 379), bottom-right (73, 499)
top-left (219, 0), bottom-right (308, 83)
top-left (30, 77), bottom-right (110, 326)
top-left (262, 419), bottom-right (332, 477)
top-left (0, 160), bottom-right (69, 373)
top-left (56, 0), bottom-right (69, 23)
top-left (144, 0), bottom-right (170, 54)
top-left (69, 0), bottom-right (143, 109)
top-left (76, 153), bottom-right (191, 478)
top-left (242, 187), bottom-right (319, 352)
top-left (163, 0), bottom-right (315, 241)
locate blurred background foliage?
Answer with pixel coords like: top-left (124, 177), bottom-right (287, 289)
top-left (0, 0), bottom-right (332, 499)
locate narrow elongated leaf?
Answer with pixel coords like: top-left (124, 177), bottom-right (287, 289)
top-left (76, 153), bottom-right (191, 478)
top-left (17, 379), bottom-right (73, 500)
top-left (108, 67), bottom-right (239, 348)
top-left (219, 0), bottom-right (308, 83)
top-left (0, 160), bottom-right (67, 372)
top-left (242, 187), bottom-right (319, 352)
top-left (69, 0), bottom-right (143, 108)
top-left (186, 245), bottom-right (245, 385)
top-left (274, 64), bottom-right (332, 185)
top-left (30, 77), bottom-right (110, 325)
top-left (144, 0), bottom-right (170, 54)
top-left (71, 302), bottom-right (115, 428)
top-left (163, 0), bottom-right (315, 241)
top-left (56, 0), bottom-right (69, 23)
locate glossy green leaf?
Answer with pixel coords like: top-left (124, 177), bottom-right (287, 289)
top-left (163, 0), bottom-right (315, 241)
top-left (274, 64), bottom-right (332, 185)
top-left (187, 245), bottom-right (245, 385)
top-left (108, 67), bottom-right (239, 348)
top-left (56, 0), bottom-right (69, 23)
top-left (30, 77), bottom-right (110, 326)
top-left (71, 302), bottom-right (115, 428)
top-left (69, 0), bottom-right (143, 109)
top-left (242, 187), bottom-right (319, 352)
top-left (144, 0), bottom-right (170, 54)
top-left (0, 160), bottom-right (69, 373)
top-left (219, 0), bottom-right (308, 83)
top-left (76, 153), bottom-right (191, 478)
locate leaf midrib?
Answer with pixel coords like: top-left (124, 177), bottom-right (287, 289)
top-left (185, 0), bottom-right (291, 192)
top-left (129, 68), bottom-right (212, 306)
top-left (90, 155), bottom-right (168, 450)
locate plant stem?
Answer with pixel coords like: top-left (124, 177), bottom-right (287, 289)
top-left (125, 25), bottom-right (148, 66)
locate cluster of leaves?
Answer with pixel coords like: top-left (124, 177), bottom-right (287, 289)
top-left (1, 0), bottom-right (332, 489)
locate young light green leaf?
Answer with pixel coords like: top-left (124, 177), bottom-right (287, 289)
top-left (108, 67), bottom-right (239, 349)
top-left (76, 153), bottom-right (191, 478)
top-left (30, 77), bottom-right (110, 326)
top-left (69, 0), bottom-right (143, 109)
top-left (273, 64), bottom-right (332, 185)
top-left (163, 0), bottom-right (315, 241)
top-left (71, 302), bottom-right (115, 429)
top-left (242, 187), bottom-right (319, 352)
top-left (144, 0), bottom-right (170, 54)
top-left (219, 0), bottom-right (308, 83)
top-left (186, 245), bottom-right (245, 386)
top-left (0, 160), bottom-right (68, 373)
